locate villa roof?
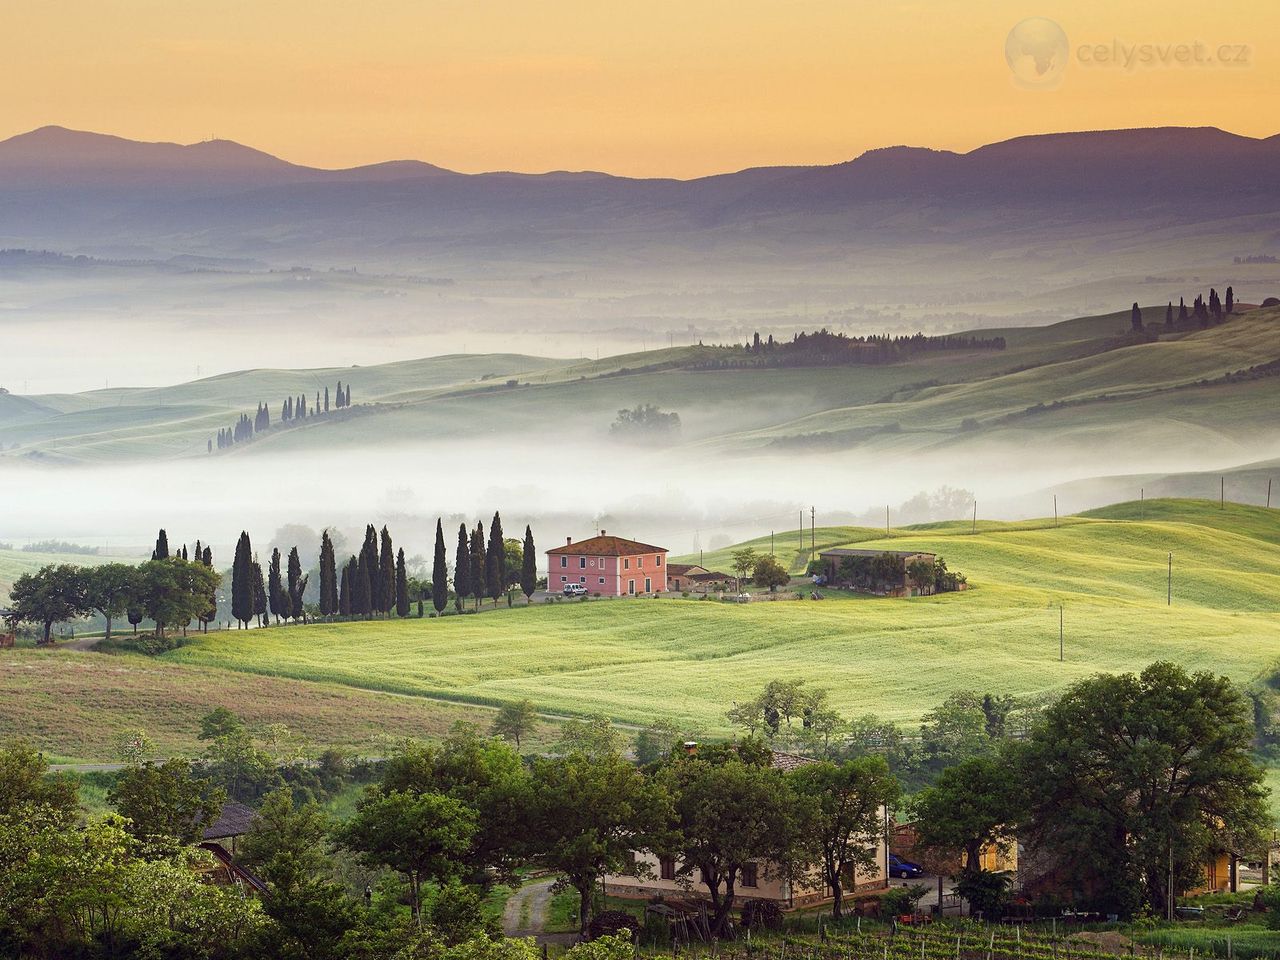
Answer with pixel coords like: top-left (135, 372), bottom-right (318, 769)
top-left (201, 801), bottom-right (257, 841)
top-left (667, 563), bottom-right (708, 577)
top-left (547, 534), bottom-right (668, 557)
top-left (770, 751), bottom-right (818, 772)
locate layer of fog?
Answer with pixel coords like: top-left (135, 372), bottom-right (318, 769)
top-left (1, 434), bottom-right (1270, 564)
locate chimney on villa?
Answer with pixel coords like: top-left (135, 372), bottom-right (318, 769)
top-left (566, 536), bottom-right (572, 545)
top-left (601, 529), bottom-right (606, 536)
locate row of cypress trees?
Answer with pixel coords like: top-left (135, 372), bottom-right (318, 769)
top-left (209, 381), bottom-right (354, 454)
top-left (229, 513), bottom-right (539, 628)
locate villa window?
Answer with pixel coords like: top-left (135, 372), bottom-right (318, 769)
top-left (656, 555), bottom-right (663, 567)
top-left (560, 557), bottom-right (567, 568)
top-left (579, 557), bottom-right (586, 569)
top-left (659, 857), bottom-right (677, 881)
top-left (624, 558), bottom-right (630, 569)
top-left (740, 863), bottom-right (759, 888)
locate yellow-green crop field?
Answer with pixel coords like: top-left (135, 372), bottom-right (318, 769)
top-left (150, 499), bottom-right (1280, 733)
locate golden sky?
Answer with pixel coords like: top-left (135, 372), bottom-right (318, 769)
top-left (4, 0), bottom-right (1276, 178)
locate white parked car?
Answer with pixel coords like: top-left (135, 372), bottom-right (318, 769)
top-left (563, 583), bottom-right (589, 597)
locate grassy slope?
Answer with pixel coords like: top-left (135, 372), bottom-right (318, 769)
top-left (11, 305), bottom-right (1276, 463)
top-left (156, 499), bottom-right (1280, 733)
top-left (0, 547), bottom-right (127, 598)
top-left (0, 647), bottom-right (558, 763)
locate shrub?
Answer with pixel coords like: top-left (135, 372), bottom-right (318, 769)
top-left (588, 910), bottom-right (639, 941)
top-left (740, 899), bottom-right (784, 931)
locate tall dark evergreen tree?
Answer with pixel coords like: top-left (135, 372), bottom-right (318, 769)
top-left (395, 548), bottom-right (410, 617)
top-left (379, 526), bottom-right (396, 616)
top-left (486, 511), bottom-right (506, 603)
top-left (319, 530), bottom-right (338, 617)
top-left (152, 529), bottom-right (170, 561)
top-left (360, 525), bottom-right (380, 616)
top-left (1130, 302), bottom-right (1143, 332)
top-left (324, 386), bottom-right (330, 413)
top-left (339, 560), bottom-right (353, 617)
top-left (521, 525), bottom-right (537, 601)
top-left (432, 519), bottom-right (449, 614)
top-left (454, 523), bottom-right (470, 613)
top-left (231, 531), bottom-right (254, 629)
top-left (1226, 286), bottom-right (1234, 315)
top-left (1179, 296), bottom-right (1188, 323)
top-left (252, 558), bottom-right (268, 627)
top-left (268, 548), bottom-right (287, 625)
top-left (1165, 302), bottom-right (1174, 328)
top-left (355, 552), bottom-right (373, 618)
top-left (287, 547), bottom-right (308, 623)
top-left (469, 522), bottom-right (487, 610)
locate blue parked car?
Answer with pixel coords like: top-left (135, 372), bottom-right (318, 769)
top-left (888, 853), bottom-right (925, 879)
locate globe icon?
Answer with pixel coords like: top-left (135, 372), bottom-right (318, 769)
top-left (1005, 17), bottom-right (1069, 89)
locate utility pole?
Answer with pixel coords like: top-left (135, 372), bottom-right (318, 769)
top-left (1269, 479), bottom-right (1273, 510)
top-left (1140, 488), bottom-right (1144, 521)
top-left (1054, 495), bottom-right (1058, 528)
top-left (771, 530), bottom-right (774, 556)
top-left (1059, 604), bottom-right (1064, 662)
top-left (1168, 553), bottom-right (1173, 606)
top-left (1221, 476), bottom-right (1225, 509)
top-left (810, 506), bottom-right (816, 559)
top-left (886, 506), bottom-right (890, 535)
top-left (972, 501), bottom-right (977, 535)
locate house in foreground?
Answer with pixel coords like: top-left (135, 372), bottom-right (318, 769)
top-left (546, 532), bottom-right (668, 596)
top-left (604, 751), bottom-right (889, 910)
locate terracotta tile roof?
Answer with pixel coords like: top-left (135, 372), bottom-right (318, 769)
top-left (770, 751), bottom-right (819, 772)
top-left (688, 571), bottom-right (732, 581)
top-left (546, 534), bottom-right (668, 557)
top-left (201, 800), bottom-right (258, 840)
top-left (667, 563), bottom-right (707, 577)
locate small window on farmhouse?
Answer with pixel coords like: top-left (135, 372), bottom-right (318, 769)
top-left (624, 558), bottom-right (630, 569)
top-left (659, 857), bottom-right (676, 881)
top-left (638, 557), bottom-right (644, 568)
top-left (740, 863), bottom-right (759, 888)
top-left (579, 576), bottom-right (586, 583)
top-left (560, 576), bottom-right (567, 583)
top-left (656, 555), bottom-right (663, 566)
top-left (560, 557), bottom-right (567, 568)
top-left (598, 577), bottom-right (605, 584)
top-left (579, 557), bottom-right (586, 569)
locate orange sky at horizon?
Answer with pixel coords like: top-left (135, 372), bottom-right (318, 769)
top-left (4, 0), bottom-right (1277, 178)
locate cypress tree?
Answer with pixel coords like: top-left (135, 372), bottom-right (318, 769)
top-left (268, 548), bottom-right (286, 624)
top-left (431, 519), bottom-right (449, 614)
top-left (359, 525), bottom-right (379, 615)
top-left (319, 530), bottom-right (338, 617)
top-left (1165, 302), bottom-right (1174, 328)
top-left (1226, 286), bottom-right (1234, 315)
top-left (355, 552), bottom-right (372, 618)
top-left (153, 528), bottom-right (169, 561)
top-left (395, 548), bottom-right (410, 617)
top-left (231, 531), bottom-right (253, 628)
top-left (1179, 297), bottom-right (1188, 322)
top-left (1130, 302), bottom-right (1143, 332)
top-left (379, 526), bottom-right (396, 616)
top-left (253, 558), bottom-right (268, 627)
top-left (339, 561), bottom-right (353, 617)
top-left (469, 522), bottom-right (487, 611)
top-left (486, 511), bottom-right (506, 603)
top-left (324, 386), bottom-right (330, 413)
top-left (287, 546), bottom-right (307, 623)
top-left (521, 525), bottom-right (537, 601)
top-left (454, 523), bottom-right (470, 613)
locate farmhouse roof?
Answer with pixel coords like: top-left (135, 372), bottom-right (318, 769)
top-left (820, 548), bottom-right (935, 560)
top-left (770, 751), bottom-right (818, 772)
top-left (547, 533), bottom-right (668, 557)
top-left (667, 563), bottom-right (708, 577)
top-left (200, 801), bottom-right (257, 841)
top-left (688, 571), bottom-right (732, 582)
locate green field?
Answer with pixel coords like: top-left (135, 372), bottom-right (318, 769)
top-left (141, 499), bottom-right (1280, 734)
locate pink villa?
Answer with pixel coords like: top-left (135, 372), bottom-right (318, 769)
top-left (546, 532), bottom-right (669, 596)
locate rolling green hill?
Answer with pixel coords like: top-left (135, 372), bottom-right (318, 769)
top-left (3, 305), bottom-right (1276, 464)
top-left (147, 499), bottom-right (1280, 735)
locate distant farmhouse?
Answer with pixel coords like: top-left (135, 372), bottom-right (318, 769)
top-left (547, 532), bottom-right (668, 596)
top-left (666, 563), bottom-right (734, 594)
top-left (818, 548), bottom-right (965, 597)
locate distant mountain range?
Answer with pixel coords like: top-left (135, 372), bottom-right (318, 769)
top-left (3, 124), bottom-right (1280, 326)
